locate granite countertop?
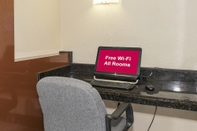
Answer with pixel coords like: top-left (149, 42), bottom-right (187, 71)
top-left (38, 63), bottom-right (197, 111)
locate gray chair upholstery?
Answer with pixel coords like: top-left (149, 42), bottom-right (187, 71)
top-left (37, 76), bottom-right (133, 131)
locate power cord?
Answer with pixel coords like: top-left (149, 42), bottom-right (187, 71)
top-left (147, 105), bottom-right (158, 131)
top-left (139, 71), bottom-right (153, 81)
top-left (140, 67), bottom-right (161, 80)
top-left (140, 72), bottom-right (153, 78)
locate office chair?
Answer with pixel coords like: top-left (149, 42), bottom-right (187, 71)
top-left (37, 76), bottom-right (134, 131)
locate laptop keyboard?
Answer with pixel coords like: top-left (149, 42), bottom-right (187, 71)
top-left (90, 80), bottom-right (136, 90)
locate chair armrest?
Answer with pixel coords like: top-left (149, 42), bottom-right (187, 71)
top-left (110, 103), bottom-right (130, 119)
top-left (106, 103), bottom-right (134, 131)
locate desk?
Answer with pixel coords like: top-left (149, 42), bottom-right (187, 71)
top-left (38, 63), bottom-right (197, 111)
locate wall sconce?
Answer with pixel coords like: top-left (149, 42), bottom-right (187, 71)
top-left (94, 0), bottom-right (119, 4)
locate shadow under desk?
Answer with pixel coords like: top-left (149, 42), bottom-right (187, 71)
top-left (38, 63), bottom-right (197, 111)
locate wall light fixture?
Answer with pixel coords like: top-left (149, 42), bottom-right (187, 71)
top-left (94, 0), bottom-right (119, 4)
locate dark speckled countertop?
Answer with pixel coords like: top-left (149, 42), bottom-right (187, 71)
top-left (38, 63), bottom-right (197, 111)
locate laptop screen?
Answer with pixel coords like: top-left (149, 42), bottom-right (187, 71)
top-left (94, 46), bottom-right (142, 81)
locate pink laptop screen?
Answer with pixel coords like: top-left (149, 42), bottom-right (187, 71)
top-left (96, 47), bottom-right (141, 75)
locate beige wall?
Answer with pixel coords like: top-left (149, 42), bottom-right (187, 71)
top-left (105, 101), bottom-right (197, 131)
top-left (14, 0), bottom-right (61, 61)
top-left (61, 0), bottom-right (197, 70)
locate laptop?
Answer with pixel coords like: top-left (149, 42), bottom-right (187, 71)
top-left (90, 46), bottom-right (142, 90)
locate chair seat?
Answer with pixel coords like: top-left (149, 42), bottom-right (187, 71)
top-left (37, 77), bottom-right (133, 131)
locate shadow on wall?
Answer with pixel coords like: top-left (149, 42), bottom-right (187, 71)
top-left (0, 88), bottom-right (17, 118)
top-left (0, 45), bottom-right (18, 119)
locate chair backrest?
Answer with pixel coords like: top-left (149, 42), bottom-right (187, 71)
top-left (37, 77), bottom-right (107, 131)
